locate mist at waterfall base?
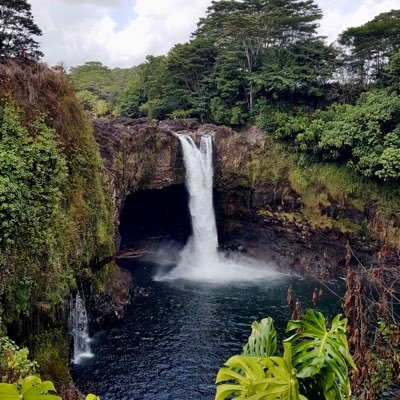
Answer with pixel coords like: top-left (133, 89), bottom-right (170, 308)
top-left (155, 134), bottom-right (280, 283)
top-left (73, 262), bottom-right (343, 400)
top-left (72, 134), bottom-right (343, 398)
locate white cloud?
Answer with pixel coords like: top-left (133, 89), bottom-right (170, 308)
top-left (30, 0), bottom-right (211, 68)
top-left (318, 0), bottom-right (399, 43)
top-left (57, 0), bottom-right (122, 4)
top-left (29, 0), bottom-right (399, 68)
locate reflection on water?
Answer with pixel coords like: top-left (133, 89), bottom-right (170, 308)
top-left (73, 261), bottom-right (343, 400)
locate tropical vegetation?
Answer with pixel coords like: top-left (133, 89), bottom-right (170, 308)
top-left (0, 336), bottom-right (99, 399)
top-left (215, 310), bottom-right (355, 400)
top-left (69, 3), bottom-right (400, 181)
top-left (0, 0), bottom-right (43, 60)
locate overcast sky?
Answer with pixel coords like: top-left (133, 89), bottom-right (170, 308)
top-left (30, 0), bottom-right (399, 68)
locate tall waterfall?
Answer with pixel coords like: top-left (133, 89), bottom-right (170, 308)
top-left (70, 293), bottom-right (93, 364)
top-left (178, 134), bottom-right (219, 267)
top-left (156, 133), bottom-right (281, 283)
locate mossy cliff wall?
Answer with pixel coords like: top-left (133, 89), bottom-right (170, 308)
top-left (93, 117), bottom-right (399, 277)
top-left (0, 61), bottom-right (120, 389)
top-left (214, 128), bottom-right (400, 276)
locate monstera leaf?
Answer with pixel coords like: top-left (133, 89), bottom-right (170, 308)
top-left (0, 383), bottom-right (19, 400)
top-left (215, 355), bottom-right (268, 399)
top-left (0, 376), bottom-right (61, 400)
top-left (260, 343), bottom-right (308, 400)
top-left (298, 369), bottom-right (343, 400)
top-left (243, 317), bottom-right (278, 358)
top-left (215, 344), bottom-right (307, 400)
top-left (286, 310), bottom-right (356, 399)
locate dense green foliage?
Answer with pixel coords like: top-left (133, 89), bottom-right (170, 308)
top-left (0, 61), bottom-right (114, 337)
top-left (0, 104), bottom-right (70, 322)
top-left (259, 48), bottom-right (400, 181)
top-left (0, 0), bottom-right (43, 60)
top-left (70, 3), bottom-right (400, 181)
top-left (70, 61), bottom-right (141, 116)
top-left (0, 337), bottom-right (37, 383)
top-left (215, 311), bottom-right (355, 400)
top-left (265, 88), bottom-right (400, 180)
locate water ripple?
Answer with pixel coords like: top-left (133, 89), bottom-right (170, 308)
top-left (73, 261), bottom-right (343, 400)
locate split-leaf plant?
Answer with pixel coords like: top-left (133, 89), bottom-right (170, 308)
top-left (215, 310), bottom-right (356, 400)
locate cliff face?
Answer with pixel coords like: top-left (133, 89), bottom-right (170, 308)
top-left (0, 61), bottom-right (126, 392)
top-left (93, 117), bottom-right (399, 277)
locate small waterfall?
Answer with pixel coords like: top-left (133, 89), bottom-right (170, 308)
top-left (70, 293), bottom-right (93, 364)
top-left (157, 133), bottom-right (281, 283)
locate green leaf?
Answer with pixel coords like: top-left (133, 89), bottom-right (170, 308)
top-left (18, 376), bottom-right (61, 400)
top-left (86, 395), bottom-right (101, 400)
top-left (260, 343), bottom-right (307, 400)
top-left (0, 383), bottom-right (19, 400)
top-left (286, 310), bottom-right (356, 399)
top-left (215, 355), bottom-right (268, 399)
top-left (243, 317), bottom-right (278, 358)
top-left (215, 345), bottom-right (307, 400)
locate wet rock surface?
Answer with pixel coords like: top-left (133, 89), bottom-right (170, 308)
top-left (88, 263), bottom-right (133, 329)
top-left (59, 383), bottom-right (85, 400)
top-left (93, 117), bottom-right (392, 276)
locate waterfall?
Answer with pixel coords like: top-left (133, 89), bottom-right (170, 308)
top-left (156, 133), bottom-right (281, 283)
top-left (70, 293), bottom-right (93, 364)
top-left (178, 134), bottom-right (219, 267)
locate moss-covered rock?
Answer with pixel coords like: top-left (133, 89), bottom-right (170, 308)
top-left (0, 60), bottom-right (115, 340)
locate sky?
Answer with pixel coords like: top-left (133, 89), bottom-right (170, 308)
top-left (29, 0), bottom-right (399, 69)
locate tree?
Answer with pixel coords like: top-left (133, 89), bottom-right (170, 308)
top-left (69, 61), bottom-right (116, 103)
top-left (195, 0), bottom-right (323, 111)
top-left (0, 0), bottom-right (43, 60)
top-left (339, 10), bottom-right (400, 87)
top-left (115, 67), bottom-right (147, 118)
top-left (384, 49), bottom-right (400, 92)
top-left (258, 39), bottom-right (337, 104)
top-left (165, 38), bottom-right (217, 120)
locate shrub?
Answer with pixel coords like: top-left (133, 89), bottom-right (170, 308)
top-left (0, 337), bottom-right (37, 383)
top-left (269, 89), bottom-right (400, 181)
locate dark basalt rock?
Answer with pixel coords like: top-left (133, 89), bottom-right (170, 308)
top-left (59, 383), bottom-right (85, 400)
top-left (92, 117), bottom-right (394, 278)
top-left (88, 264), bottom-right (133, 329)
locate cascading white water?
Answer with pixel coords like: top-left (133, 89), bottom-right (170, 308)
top-left (70, 293), bottom-right (93, 364)
top-left (178, 134), bottom-right (219, 268)
top-left (157, 134), bottom-right (281, 283)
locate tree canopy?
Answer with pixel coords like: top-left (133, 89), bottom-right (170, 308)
top-left (70, 4), bottom-right (400, 181)
top-left (0, 0), bottom-right (43, 60)
top-left (339, 10), bottom-right (400, 87)
top-left (194, 0), bottom-right (325, 110)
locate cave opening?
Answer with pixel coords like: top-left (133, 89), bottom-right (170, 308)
top-left (119, 184), bottom-right (192, 251)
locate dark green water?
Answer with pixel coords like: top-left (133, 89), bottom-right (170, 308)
top-left (73, 261), bottom-right (343, 400)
